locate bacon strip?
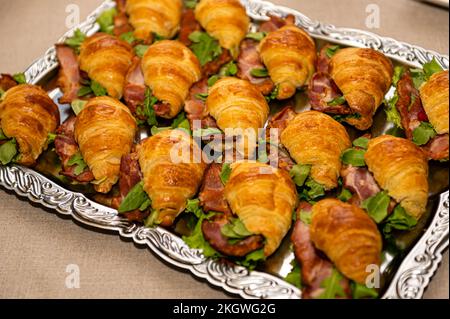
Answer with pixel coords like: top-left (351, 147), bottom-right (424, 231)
top-left (55, 44), bottom-right (81, 104)
top-left (179, 9), bottom-right (201, 47)
top-left (184, 79), bottom-right (218, 128)
top-left (291, 202), bottom-right (351, 299)
top-left (259, 14), bottom-right (295, 33)
top-left (265, 106), bottom-right (296, 171)
top-left (199, 163), bottom-right (231, 214)
top-left (308, 73), bottom-right (351, 114)
top-left (424, 134), bottom-right (449, 161)
top-left (341, 165), bottom-right (381, 206)
top-left (111, 152), bottom-right (150, 223)
top-left (308, 46), bottom-right (353, 115)
top-left (202, 214), bottom-right (264, 257)
top-left (202, 49), bottom-right (233, 78)
top-left (396, 71), bottom-right (428, 139)
top-left (237, 39), bottom-right (274, 95)
top-left (54, 116), bottom-right (94, 183)
top-left (123, 57), bottom-right (146, 119)
top-left (0, 74), bottom-right (18, 91)
top-left (198, 163), bottom-right (264, 257)
top-left (113, 0), bottom-right (132, 36)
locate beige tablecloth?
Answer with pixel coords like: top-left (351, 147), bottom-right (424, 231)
top-left (0, 0), bottom-right (448, 299)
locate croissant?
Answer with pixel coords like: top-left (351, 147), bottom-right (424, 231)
top-left (141, 40), bottom-right (202, 119)
top-left (195, 0), bottom-right (250, 54)
top-left (365, 135), bottom-right (429, 219)
top-left (79, 33), bottom-right (134, 99)
top-left (207, 77), bottom-right (269, 157)
top-left (419, 70), bottom-right (449, 135)
top-left (310, 199), bottom-right (382, 284)
top-left (329, 48), bottom-right (394, 130)
top-left (280, 111), bottom-right (351, 190)
top-left (224, 161), bottom-right (298, 256)
top-left (0, 84), bottom-right (60, 166)
top-left (137, 130), bottom-right (206, 227)
top-left (74, 96), bottom-right (137, 193)
top-left (259, 25), bottom-right (317, 100)
top-left (125, 0), bottom-right (183, 40)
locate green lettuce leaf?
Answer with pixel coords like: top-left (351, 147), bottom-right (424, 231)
top-left (67, 152), bottom-right (88, 176)
top-left (96, 8), bottom-right (117, 34)
top-left (120, 32), bottom-right (136, 44)
top-left (341, 148), bottom-right (366, 167)
top-left (118, 181), bottom-right (151, 213)
top-left (135, 45), bottom-right (150, 58)
top-left (71, 99), bottom-right (87, 115)
top-left (289, 164), bottom-right (311, 187)
top-left (64, 29), bottom-right (87, 54)
top-left (0, 138), bottom-right (18, 165)
top-left (219, 61), bottom-right (238, 76)
top-left (337, 188), bottom-right (353, 202)
top-left (361, 191), bottom-right (390, 223)
top-left (183, 211), bottom-right (221, 258)
top-left (412, 122), bottom-right (437, 146)
top-left (325, 45), bottom-right (340, 58)
top-left (189, 31), bottom-right (222, 66)
top-left (220, 163), bottom-right (232, 185)
top-left (383, 205), bottom-right (418, 237)
top-left (246, 32), bottom-right (267, 41)
top-left (235, 248), bottom-right (266, 270)
top-left (352, 282), bottom-right (378, 299)
top-left (13, 73), bottom-right (27, 84)
top-left (192, 127), bottom-right (223, 138)
top-left (285, 259), bottom-right (302, 289)
top-left (184, 0), bottom-right (198, 9)
top-left (221, 218), bottom-right (253, 240)
top-left (318, 268), bottom-right (347, 299)
top-left (327, 95), bottom-right (346, 106)
top-left (250, 68), bottom-right (269, 78)
top-left (352, 137), bottom-right (370, 149)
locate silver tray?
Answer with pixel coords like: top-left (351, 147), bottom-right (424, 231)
top-left (0, 0), bottom-right (449, 299)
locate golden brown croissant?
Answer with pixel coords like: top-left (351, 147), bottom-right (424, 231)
top-left (79, 33), bottom-right (134, 99)
top-left (195, 0), bottom-right (250, 54)
top-left (419, 70), bottom-right (449, 134)
top-left (74, 96), bottom-right (137, 193)
top-left (259, 25), bottom-right (317, 100)
top-left (365, 135), bottom-right (429, 219)
top-left (125, 0), bottom-right (183, 40)
top-left (224, 161), bottom-right (298, 256)
top-left (206, 77), bottom-right (269, 157)
top-left (310, 199), bottom-right (382, 284)
top-left (280, 111), bottom-right (351, 190)
top-left (0, 84), bottom-right (60, 166)
top-left (137, 129), bottom-right (207, 227)
top-left (329, 48), bottom-right (394, 130)
top-left (141, 40), bottom-right (202, 119)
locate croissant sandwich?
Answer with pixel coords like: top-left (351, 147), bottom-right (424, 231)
top-left (280, 111), bottom-right (351, 190)
top-left (259, 25), bottom-right (317, 100)
top-left (79, 33), bottom-right (134, 99)
top-left (329, 48), bottom-right (394, 130)
top-left (74, 96), bottom-right (137, 193)
top-left (195, 0), bottom-right (250, 55)
top-left (365, 135), bottom-right (429, 220)
top-left (224, 161), bottom-right (298, 256)
top-left (420, 70), bottom-right (449, 135)
top-left (126, 0), bottom-right (183, 41)
top-left (310, 199), bottom-right (382, 284)
top-left (0, 84), bottom-right (60, 166)
top-left (206, 77), bottom-right (269, 157)
top-left (142, 40), bottom-right (202, 119)
top-left (137, 129), bottom-right (207, 227)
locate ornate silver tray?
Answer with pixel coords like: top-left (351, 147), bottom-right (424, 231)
top-left (0, 0), bottom-right (448, 299)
